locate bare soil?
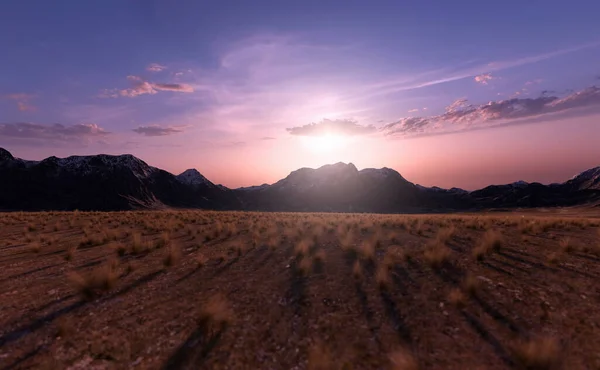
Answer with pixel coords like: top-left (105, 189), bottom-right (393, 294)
top-left (0, 210), bottom-right (599, 369)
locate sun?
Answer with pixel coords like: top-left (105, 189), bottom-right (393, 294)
top-left (300, 134), bottom-right (346, 153)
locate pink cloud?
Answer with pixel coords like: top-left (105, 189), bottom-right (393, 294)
top-left (287, 118), bottom-right (376, 137)
top-left (101, 75), bottom-right (194, 98)
top-left (0, 122), bottom-right (110, 146)
top-left (474, 73), bottom-right (494, 85)
top-left (132, 125), bottom-right (186, 136)
top-left (146, 63), bottom-right (167, 72)
top-left (382, 85), bottom-right (600, 137)
top-left (3, 93), bottom-right (36, 111)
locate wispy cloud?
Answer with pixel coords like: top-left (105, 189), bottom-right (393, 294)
top-left (101, 75), bottom-right (194, 98)
top-left (0, 122), bottom-right (109, 146)
top-left (382, 85), bottom-right (600, 138)
top-left (147, 63), bottom-right (167, 72)
top-left (260, 136), bottom-right (276, 140)
top-left (132, 125), bottom-right (186, 136)
top-left (287, 118), bottom-right (376, 137)
top-left (348, 41), bottom-right (600, 100)
top-left (3, 93), bottom-right (36, 111)
top-left (474, 73), bottom-right (494, 85)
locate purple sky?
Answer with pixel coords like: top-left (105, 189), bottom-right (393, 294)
top-left (1, 0), bottom-right (600, 189)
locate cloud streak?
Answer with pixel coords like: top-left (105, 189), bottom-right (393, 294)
top-left (3, 93), bottom-right (36, 111)
top-left (0, 122), bottom-right (109, 146)
top-left (147, 63), bottom-right (167, 72)
top-left (348, 41), bottom-right (600, 101)
top-left (287, 118), bottom-right (377, 137)
top-left (132, 125), bottom-right (186, 136)
top-left (382, 85), bottom-right (600, 138)
top-left (101, 75), bottom-right (194, 98)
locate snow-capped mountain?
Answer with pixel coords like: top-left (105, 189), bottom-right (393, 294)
top-left (236, 184), bottom-right (270, 192)
top-left (41, 154), bottom-right (157, 180)
top-left (416, 184), bottom-right (469, 194)
top-left (0, 148), bottom-right (239, 211)
top-left (1, 147), bottom-right (599, 211)
top-left (233, 162), bottom-right (469, 212)
top-left (564, 167), bottom-right (600, 191)
top-left (176, 169), bottom-right (214, 187)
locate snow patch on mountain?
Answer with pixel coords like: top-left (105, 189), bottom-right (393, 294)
top-left (236, 184), bottom-right (270, 191)
top-left (416, 184), bottom-right (469, 194)
top-left (568, 166), bottom-right (600, 190)
top-left (359, 167), bottom-right (403, 180)
top-left (43, 154), bottom-right (158, 180)
top-left (571, 167), bottom-right (600, 181)
top-left (274, 162), bottom-right (359, 192)
top-left (176, 169), bottom-right (213, 187)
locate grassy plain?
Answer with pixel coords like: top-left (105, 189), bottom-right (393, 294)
top-left (1, 210), bottom-right (599, 369)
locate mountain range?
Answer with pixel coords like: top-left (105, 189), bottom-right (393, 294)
top-left (1, 147), bottom-right (599, 212)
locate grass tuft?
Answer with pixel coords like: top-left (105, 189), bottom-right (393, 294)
top-left (512, 337), bottom-right (561, 370)
top-left (448, 288), bottom-right (466, 309)
top-left (68, 263), bottom-right (119, 299)
top-left (198, 294), bottom-right (234, 331)
top-left (163, 244), bottom-right (181, 267)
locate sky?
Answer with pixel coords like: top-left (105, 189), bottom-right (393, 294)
top-left (1, 0), bottom-right (600, 190)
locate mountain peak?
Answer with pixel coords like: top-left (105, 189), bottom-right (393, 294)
top-left (0, 148), bottom-right (14, 162)
top-left (317, 162), bottom-right (358, 172)
top-left (176, 169), bottom-right (213, 186)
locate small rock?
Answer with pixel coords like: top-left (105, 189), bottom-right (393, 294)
top-left (131, 357), bottom-right (143, 366)
top-left (439, 302), bottom-right (444, 309)
top-left (477, 276), bottom-right (493, 284)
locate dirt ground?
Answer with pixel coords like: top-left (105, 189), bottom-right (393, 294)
top-left (0, 209), bottom-right (599, 369)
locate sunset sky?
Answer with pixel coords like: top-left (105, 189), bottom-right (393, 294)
top-left (1, 0), bottom-right (600, 190)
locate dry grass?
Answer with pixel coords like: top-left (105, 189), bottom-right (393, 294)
top-left (389, 348), bottom-right (419, 370)
top-left (448, 288), bottom-right (466, 309)
top-left (155, 232), bottom-right (170, 249)
top-left (68, 262), bottom-right (119, 299)
top-left (64, 246), bottom-right (76, 261)
top-left (298, 256), bottom-right (314, 276)
top-left (295, 240), bottom-right (311, 258)
top-left (473, 230), bottom-right (503, 261)
top-left (163, 244), bottom-right (181, 267)
top-left (423, 244), bottom-right (450, 269)
top-left (352, 260), bottom-right (363, 280)
top-left (55, 317), bottom-right (74, 338)
top-left (436, 226), bottom-right (455, 244)
top-left (29, 241), bottom-right (41, 253)
top-left (307, 342), bottom-right (336, 370)
top-left (359, 239), bottom-right (376, 262)
top-left (314, 249), bottom-right (326, 264)
top-left (195, 253), bottom-right (208, 268)
top-left (376, 265), bottom-right (390, 290)
top-left (558, 237), bottom-right (574, 254)
top-left (546, 252), bottom-right (561, 266)
top-left (462, 274), bottom-right (481, 297)
top-left (2, 210), bottom-right (598, 368)
top-left (198, 294), bottom-right (234, 331)
top-left (512, 337), bottom-right (562, 370)
top-left (131, 232), bottom-right (148, 255)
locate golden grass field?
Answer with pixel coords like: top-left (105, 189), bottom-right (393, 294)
top-left (1, 210), bottom-right (599, 369)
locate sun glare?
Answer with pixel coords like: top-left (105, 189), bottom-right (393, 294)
top-left (301, 134), bottom-right (347, 153)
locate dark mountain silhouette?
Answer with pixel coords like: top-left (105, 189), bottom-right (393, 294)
top-left (0, 147), bottom-right (598, 211)
top-left (0, 148), bottom-right (239, 211)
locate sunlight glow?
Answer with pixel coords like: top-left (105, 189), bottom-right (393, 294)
top-left (300, 134), bottom-right (348, 154)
